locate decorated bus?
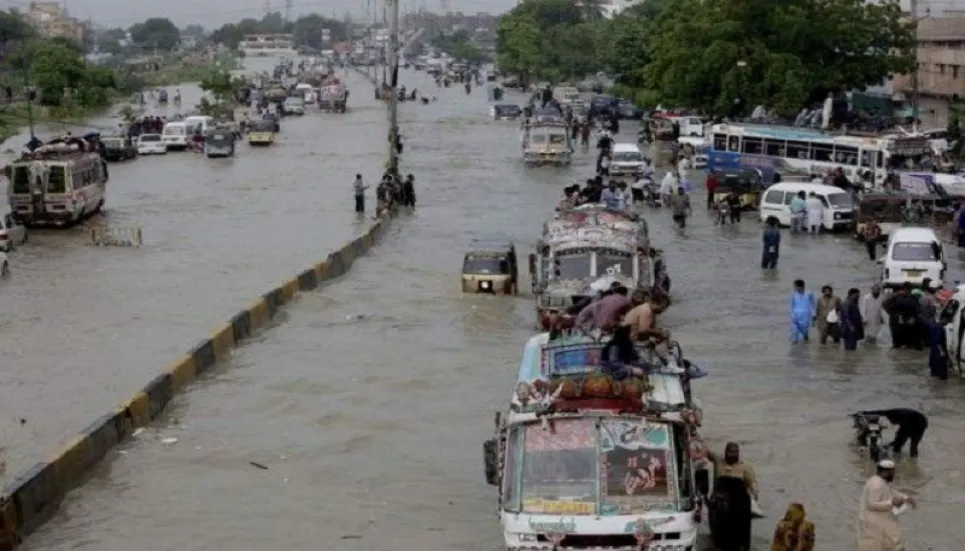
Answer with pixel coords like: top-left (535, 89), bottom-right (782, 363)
top-left (529, 204), bottom-right (670, 330)
top-left (483, 333), bottom-right (703, 551)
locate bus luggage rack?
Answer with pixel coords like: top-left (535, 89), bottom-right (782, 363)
top-left (88, 226), bottom-right (142, 247)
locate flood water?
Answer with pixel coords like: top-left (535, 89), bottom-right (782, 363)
top-left (0, 59), bottom-right (382, 480)
top-left (18, 67), bottom-right (965, 551)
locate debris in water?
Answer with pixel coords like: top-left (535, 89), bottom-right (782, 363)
top-left (340, 535), bottom-right (362, 540)
top-left (161, 437), bottom-right (178, 445)
top-left (132, 428), bottom-right (145, 438)
top-left (249, 461), bottom-right (269, 470)
top-left (19, 418), bottom-right (26, 425)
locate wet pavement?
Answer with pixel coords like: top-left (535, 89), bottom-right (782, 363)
top-left (0, 58), bottom-right (385, 481)
top-left (20, 70), bottom-right (965, 550)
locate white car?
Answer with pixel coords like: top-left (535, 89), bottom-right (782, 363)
top-left (283, 97), bottom-right (305, 115)
top-left (161, 122), bottom-right (188, 150)
top-left (136, 134), bottom-right (167, 155)
top-left (0, 250), bottom-right (8, 276)
top-left (0, 210), bottom-right (27, 252)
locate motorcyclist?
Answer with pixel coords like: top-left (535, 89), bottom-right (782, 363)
top-left (857, 408), bottom-right (928, 457)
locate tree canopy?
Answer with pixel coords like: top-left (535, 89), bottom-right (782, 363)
top-left (496, 0), bottom-right (915, 115)
top-left (209, 12), bottom-right (347, 50)
top-left (129, 17), bottom-right (180, 52)
top-left (430, 29), bottom-right (487, 63)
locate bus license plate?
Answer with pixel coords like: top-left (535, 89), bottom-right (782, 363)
top-left (902, 270), bottom-right (923, 277)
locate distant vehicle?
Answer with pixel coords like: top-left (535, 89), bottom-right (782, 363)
top-left (136, 134), bottom-right (167, 155)
top-left (162, 122), bottom-right (189, 151)
top-left (100, 135), bottom-right (137, 162)
top-left (618, 99), bottom-right (643, 120)
top-left (283, 96), bottom-right (305, 115)
top-left (490, 104), bottom-right (522, 120)
top-left (0, 209), bottom-right (27, 251)
top-left (204, 130), bottom-right (236, 158)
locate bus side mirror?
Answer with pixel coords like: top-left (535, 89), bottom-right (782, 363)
top-left (528, 253), bottom-right (536, 275)
top-left (483, 438), bottom-right (499, 486)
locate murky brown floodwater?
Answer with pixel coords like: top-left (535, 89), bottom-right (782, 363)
top-left (18, 67), bottom-right (965, 551)
top-left (0, 58), bottom-right (384, 480)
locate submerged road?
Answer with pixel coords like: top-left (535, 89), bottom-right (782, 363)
top-left (21, 70), bottom-right (965, 550)
top-left (0, 59), bottom-right (385, 481)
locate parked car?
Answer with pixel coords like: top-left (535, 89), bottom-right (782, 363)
top-left (137, 134), bottom-right (168, 155)
top-left (0, 210), bottom-right (27, 252)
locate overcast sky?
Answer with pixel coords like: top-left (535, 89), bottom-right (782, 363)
top-left (33, 0), bottom-right (516, 29)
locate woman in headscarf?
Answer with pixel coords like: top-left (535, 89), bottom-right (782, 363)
top-left (771, 502), bottom-right (815, 551)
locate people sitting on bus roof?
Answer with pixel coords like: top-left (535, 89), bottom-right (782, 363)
top-left (600, 325), bottom-right (652, 380)
top-left (575, 285), bottom-right (630, 331)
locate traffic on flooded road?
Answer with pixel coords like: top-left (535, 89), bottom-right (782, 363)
top-left (19, 66), bottom-right (965, 551)
top-left (0, 58), bottom-right (386, 483)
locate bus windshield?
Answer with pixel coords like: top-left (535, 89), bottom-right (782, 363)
top-left (11, 165), bottom-right (30, 194)
top-left (507, 418), bottom-right (679, 516)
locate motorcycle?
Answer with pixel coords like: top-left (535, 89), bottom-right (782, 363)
top-left (715, 201), bottom-right (730, 225)
top-left (640, 181), bottom-right (662, 208)
top-left (851, 412), bottom-right (887, 462)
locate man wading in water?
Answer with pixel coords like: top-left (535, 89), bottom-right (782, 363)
top-left (353, 174), bottom-right (368, 215)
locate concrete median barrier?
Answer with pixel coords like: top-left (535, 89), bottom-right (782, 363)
top-left (0, 208), bottom-right (399, 544)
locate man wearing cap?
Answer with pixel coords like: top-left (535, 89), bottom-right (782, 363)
top-left (858, 459), bottom-right (915, 551)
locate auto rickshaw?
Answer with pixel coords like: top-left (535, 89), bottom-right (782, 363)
top-left (204, 129), bottom-right (236, 158)
top-left (853, 193), bottom-right (909, 240)
top-left (712, 168), bottom-right (765, 210)
top-left (640, 116), bottom-right (678, 142)
top-left (247, 119), bottom-right (276, 146)
top-left (262, 113), bottom-right (281, 133)
top-left (461, 239), bottom-right (518, 295)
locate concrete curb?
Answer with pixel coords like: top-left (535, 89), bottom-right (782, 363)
top-left (0, 187), bottom-right (397, 546)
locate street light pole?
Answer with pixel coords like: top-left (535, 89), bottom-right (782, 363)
top-left (911, 0), bottom-right (920, 129)
top-left (387, 0), bottom-right (400, 170)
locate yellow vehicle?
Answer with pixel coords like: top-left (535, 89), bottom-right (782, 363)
top-left (712, 169), bottom-right (765, 210)
top-left (247, 120), bottom-right (276, 146)
top-left (461, 239), bottom-right (518, 295)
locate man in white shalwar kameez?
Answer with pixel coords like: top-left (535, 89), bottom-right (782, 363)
top-left (861, 285), bottom-right (884, 341)
top-left (805, 192), bottom-right (824, 234)
top-left (858, 459), bottom-right (915, 551)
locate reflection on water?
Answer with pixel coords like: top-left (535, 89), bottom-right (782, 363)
top-left (20, 68), bottom-right (965, 551)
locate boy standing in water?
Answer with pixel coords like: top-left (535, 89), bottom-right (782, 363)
top-left (762, 217), bottom-right (780, 269)
top-left (788, 280), bottom-right (816, 343)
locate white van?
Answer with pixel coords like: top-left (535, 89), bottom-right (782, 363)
top-left (758, 182), bottom-right (855, 231)
top-left (162, 122), bottom-right (188, 150)
top-left (878, 226), bottom-right (946, 289)
top-left (670, 116), bottom-right (704, 137)
top-left (183, 116), bottom-right (215, 135)
top-left (609, 142), bottom-right (645, 178)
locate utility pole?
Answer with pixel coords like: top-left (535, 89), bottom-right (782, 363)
top-left (381, 0), bottom-right (388, 85)
top-left (284, 0), bottom-right (292, 23)
top-left (911, 0), bottom-right (920, 129)
top-left (17, 39), bottom-right (35, 140)
top-left (387, 0), bottom-right (400, 170)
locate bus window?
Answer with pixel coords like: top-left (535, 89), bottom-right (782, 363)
top-left (764, 139), bottom-right (785, 157)
top-left (47, 165), bottom-right (66, 193)
top-left (741, 137), bottom-right (763, 155)
top-left (712, 133), bottom-right (727, 151)
top-left (786, 141), bottom-right (810, 160)
top-left (727, 135), bottom-right (740, 152)
top-left (11, 166), bottom-right (30, 194)
top-left (860, 150), bottom-right (875, 167)
top-left (810, 144), bottom-right (833, 162)
top-left (834, 145), bottom-right (859, 165)
top-left (876, 151), bottom-right (883, 168)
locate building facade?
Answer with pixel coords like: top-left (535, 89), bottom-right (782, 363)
top-left (26, 1), bottom-right (85, 43)
top-left (892, 16), bottom-right (965, 128)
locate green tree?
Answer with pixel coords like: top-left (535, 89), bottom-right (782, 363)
top-left (210, 23), bottom-right (243, 49)
top-left (199, 69), bottom-right (235, 103)
top-left (129, 17), bottom-right (180, 52)
top-left (292, 14), bottom-right (347, 50)
top-left (0, 10), bottom-right (33, 43)
top-left (513, 0), bottom-right (583, 29)
top-left (29, 40), bottom-right (87, 106)
top-left (96, 28), bottom-right (127, 55)
top-left (496, 14), bottom-right (543, 86)
top-left (182, 24), bottom-right (205, 39)
top-left (643, 0), bottom-right (914, 115)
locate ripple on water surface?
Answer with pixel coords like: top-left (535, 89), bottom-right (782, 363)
top-left (20, 69), bottom-right (965, 551)
top-left (0, 61), bottom-right (386, 481)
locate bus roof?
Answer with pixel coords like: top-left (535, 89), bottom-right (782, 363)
top-left (712, 123), bottom-right (892, 148)
top-left (511, 332), bottom-right (688, 415)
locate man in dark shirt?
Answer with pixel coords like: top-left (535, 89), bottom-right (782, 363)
top-left (883, 284), bottom-right (922, 350)
top-left (761, 217), bottom-right (780, 269)
top-left (857, 408), bottom-right (928, 457)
